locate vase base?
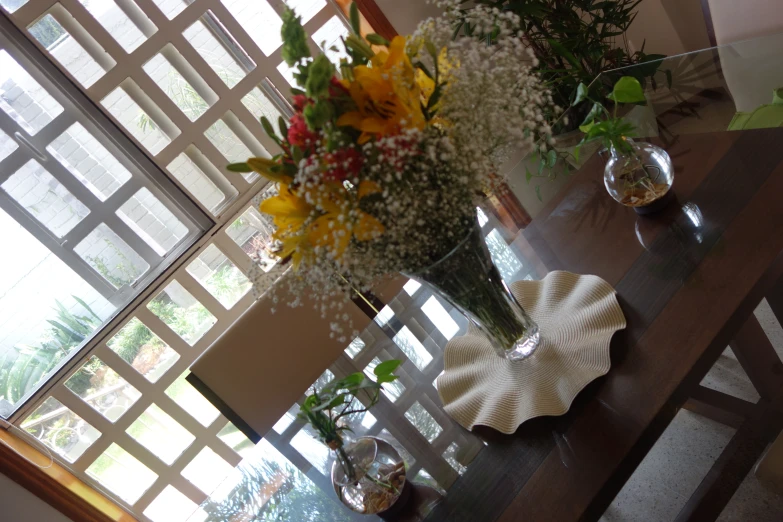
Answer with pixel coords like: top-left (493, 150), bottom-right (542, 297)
top-left (502, 326), bottom-right (541, 361)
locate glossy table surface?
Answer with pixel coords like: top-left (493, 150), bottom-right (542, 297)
top-left (193, 35), bottom-right (783, 522)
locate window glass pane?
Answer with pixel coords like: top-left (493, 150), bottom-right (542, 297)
top-left (47, 122), bottom-right (132, 201)
top-left (204, 116), bottom-right (254, 164)
top-left (167, 150), bottom-right (227, 213)
top-left (421, 296), bottom-right (460, 340)
top-left (404, 402), bottom-right (442, 443)
top-left (74, 224), bottom-right (149, 288)
top-left (86, 443), bottom-right (158, 504)
top-left (64, 356), bottom-right (141, 422)
top-left (102, 83), bottom-right (174, 155)
top-left (0, 0), bottom-right (28, 13)
top-left (0, 127), bottom-right (18, 161)
top-left (29, 12), bottom-right (107, 88)
top-left (181, 447), bottom-right (234, 495)
top-left (277, 61), bottom-right (297, 88)
top-left (241, 88), bottom-right (282, 125)
top-left (165, 371), bottom-right (220, 426)
top-left (117, 188), bottom-right (189, 256)
top-left (184, 15), bottom-right (250, 89)
top-left (226, 200), bottom-right (277, 272)
top-left (147, 281), bottom-right (216, 345)
top-left (186, 244), bottom-right (250, 309)
top-left (0, 50), bottom-right (63, 135)
top-left (77, 0), bottom-right (153, 53)
top-left (378, 429), bottom-right (414, 467)
top-left (311, 15), bottom-right (349, 64)
top-left (393, 327), bottom-right (432, 371)
top-left (21, 396), bottom-right (101, 462)
top-left (151, 0), bottom-right (187, 19)
top-left (107, 318), bottom-right (179, 382)
top-left (143, 49), bottom-right (213, 121)
top-left (220, 0), bottom-right (281, 56)
top-left (283, 0), bottom-right (325, 24)
top-left (126, 403), bottom-right (195, 464)
top-left (0, 209), bottom-right (113, 410)
top-left (217, 421), bottom-right (253, 458)
top-left (145, 485), bottom-right (199, 522)
top-left (2, 159), bottom-right (89, 237)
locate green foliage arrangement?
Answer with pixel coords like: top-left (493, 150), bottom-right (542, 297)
top-left (462, 0), bottom-right (665, 130)
top-left (298, 360), bottom-right (401, 477)
top-left (574, 75), bottom-right (647, 157)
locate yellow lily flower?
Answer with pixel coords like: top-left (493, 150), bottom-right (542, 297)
top-left (337, 36), bottom-right (424, 143)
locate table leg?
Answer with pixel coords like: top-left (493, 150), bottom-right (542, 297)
top-left (729, 313), bottom-right (783, 400)
top-left (677, 312), bottom-right (783, 522)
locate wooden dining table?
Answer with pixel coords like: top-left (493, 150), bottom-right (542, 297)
top-left (423, 121), bottom-right (783, 521)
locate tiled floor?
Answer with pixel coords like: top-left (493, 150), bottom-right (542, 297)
top-left (600, 300), bottom-right (783, 521)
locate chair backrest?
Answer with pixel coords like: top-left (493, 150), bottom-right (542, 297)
top-left (188, 275), bottom-right (373, 439)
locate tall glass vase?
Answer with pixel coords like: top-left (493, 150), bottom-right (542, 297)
top-left (404, 216), bottom-right (540, 360)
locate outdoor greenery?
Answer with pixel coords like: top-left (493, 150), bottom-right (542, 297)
top-left (463, 0), bottom-right (665, 131)
top-left (0, 298), bottom-right (100, 405)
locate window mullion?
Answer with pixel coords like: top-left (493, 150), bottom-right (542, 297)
top-left (176, 271), bottom-right (230, 322)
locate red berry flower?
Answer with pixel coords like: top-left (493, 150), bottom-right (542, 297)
top-left (323, 147), bottom-right (364, 182)
top-left (287, 113), bottom-right (317, 150)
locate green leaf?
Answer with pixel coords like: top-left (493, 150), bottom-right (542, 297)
top-left (291, 145), bottom-right (303, 164)
top-left (580, 102), bottom-right (603, 128)
top-left (427, 83), bottom-right (445, 110)
top-left (373, 359), bottom-right (401, 377)
top-left (608, 76), bottom-right (646, 104)
top-left (365, 33), bottom-right (390, 46)
top-left (349, 2), bottom-right (361, 35)
top-left (278, 116), bottom-right (288, 139)
top-left (525, 166), bottom-right (533, 183)
top-left (260, 116), bottom-right (278, 140)
top-left (413, 61), bottom-right (433, 80)
top-left (535, 185), bottom-right (542, 202)
top-left (546, 38), bottom-right (582, 70)
top-left (547, 149), bottom-right (557, 168)
top-left (425, 41), bottom-right (438, 59)
top-left (377, 374), bottom-right (398, 383)
top-left (572, 83), bottom-right (589, 106)
top-left (579, 121), bottom-right (596, 134)
top-left (227, 162), bottom-right (253, 173)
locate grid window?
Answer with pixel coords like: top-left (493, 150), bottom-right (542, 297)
top-left (147, 282), bottom-right (217, 346)
top-left (28, 11), bottom-right (108, 88)
top-left (186, 244), bottom-right (250, 309)
top-left (0, 49), bottom-right (63, 134)
top-left (184, 14), bottom-right (251, 89)
top-left (2, 160), bottom-right (90, 237)
top-left (86, 443), bottom-right (158, 504)
top-left (47, 123), bottom-right (132, 201)
top-left (64, 356), bottom-right (141, 422)
top-left (21, 397), bottom-right (101, 462)
top-left (107, 317), bottom-right (179, 382)
top-left (77, 0), bottom-right (154, 54)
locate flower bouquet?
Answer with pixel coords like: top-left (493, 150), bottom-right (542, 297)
top-left (234, 1), bottom-right (557, 358)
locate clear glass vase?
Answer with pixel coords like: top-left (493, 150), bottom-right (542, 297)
top-left (331, 437), bottom-right (408, 515)
top-left (403, 216), bottom-right (540, 360)
top-left (604, 138), bottom-right (674, 214)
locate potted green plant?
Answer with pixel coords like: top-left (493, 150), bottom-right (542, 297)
top-left (461, 0), bottom-right (666, 131)
top-left (298, 359), bottom-right (409, 515)
top-left (576, 76), bottom-right (674, 213)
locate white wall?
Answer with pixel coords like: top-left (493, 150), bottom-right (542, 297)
top-left (372, 0), bottom-right (442, 35)
top-left (0, 472), bottom-right (74, 522)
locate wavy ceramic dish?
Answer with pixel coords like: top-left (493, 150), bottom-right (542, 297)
top-left (436, 271), bottom-right (626, 434)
